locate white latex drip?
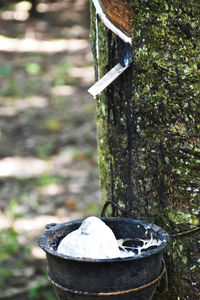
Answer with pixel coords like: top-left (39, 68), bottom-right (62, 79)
top-left (118, 234), bottom-right (164, 256)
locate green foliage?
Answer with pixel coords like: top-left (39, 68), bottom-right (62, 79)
top-left (0, 65), bottom-right (13, 76)
top-left (58, 61), bottom-right (70, 74)
top-left (8, 78), bottom-right (18, 96)
top-left (0, 78), bottom-right (19, 97)
top-left (44, 117), bottom-right (62, 132)
top-left (54, 77), bottom-right (65, 86)
top-left (0, 62), bottom-right (42, 97)
top-left (29, 284), bottom-right (41, 300)
top-left (29, 276), bottom-right (56, 300)
top-left (87, 203), bottom-right (101, 215)
top-left (6, 199), bottom-right (21, 221)
top-left (0, 267), bottom-right (13, 289)
top-left (37, 140), bottom-right (54, 159)
top-left (0, 229), bottom-right (20, 258)
top-left (37, 173), bottom-right (63, 186)
top-left (25, 63), bottom-right (41, 75)
top-left (54, 61), bottom-right (71, 86)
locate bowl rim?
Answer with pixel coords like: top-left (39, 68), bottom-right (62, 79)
top-left (38, 217), bottom-right (170, 263)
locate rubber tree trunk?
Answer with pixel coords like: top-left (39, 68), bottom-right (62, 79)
top-left (29, 0), bottom-right (38, 17)
top-left (90, 1), bottom-right (200, 299)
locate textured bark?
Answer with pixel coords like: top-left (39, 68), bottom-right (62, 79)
top-left (90, 0), bottom-right (200, 299)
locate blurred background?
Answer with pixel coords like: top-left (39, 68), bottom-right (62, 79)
top-left (0, 0), bottom-right (101, 299)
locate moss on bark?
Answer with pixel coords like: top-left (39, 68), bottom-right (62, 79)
top-left (90, 0), bottom-right (200, 298)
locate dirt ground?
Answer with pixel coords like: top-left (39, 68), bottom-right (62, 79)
top-left (0, 1), bottom-right (101, 299)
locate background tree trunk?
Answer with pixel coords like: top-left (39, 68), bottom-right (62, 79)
top-left (90, 0), bottom-right (200, 299)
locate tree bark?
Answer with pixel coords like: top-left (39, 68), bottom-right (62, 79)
top-left (90, 0), bottom-right (200, 299)
top-left (29, 0), bottom-right (38, 17)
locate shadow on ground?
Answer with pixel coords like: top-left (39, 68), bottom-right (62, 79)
top-left (0, 1), bottom-right (101, 299)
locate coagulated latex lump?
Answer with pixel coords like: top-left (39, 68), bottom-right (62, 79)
top-left (57, 216), bottom-right (121, 259)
